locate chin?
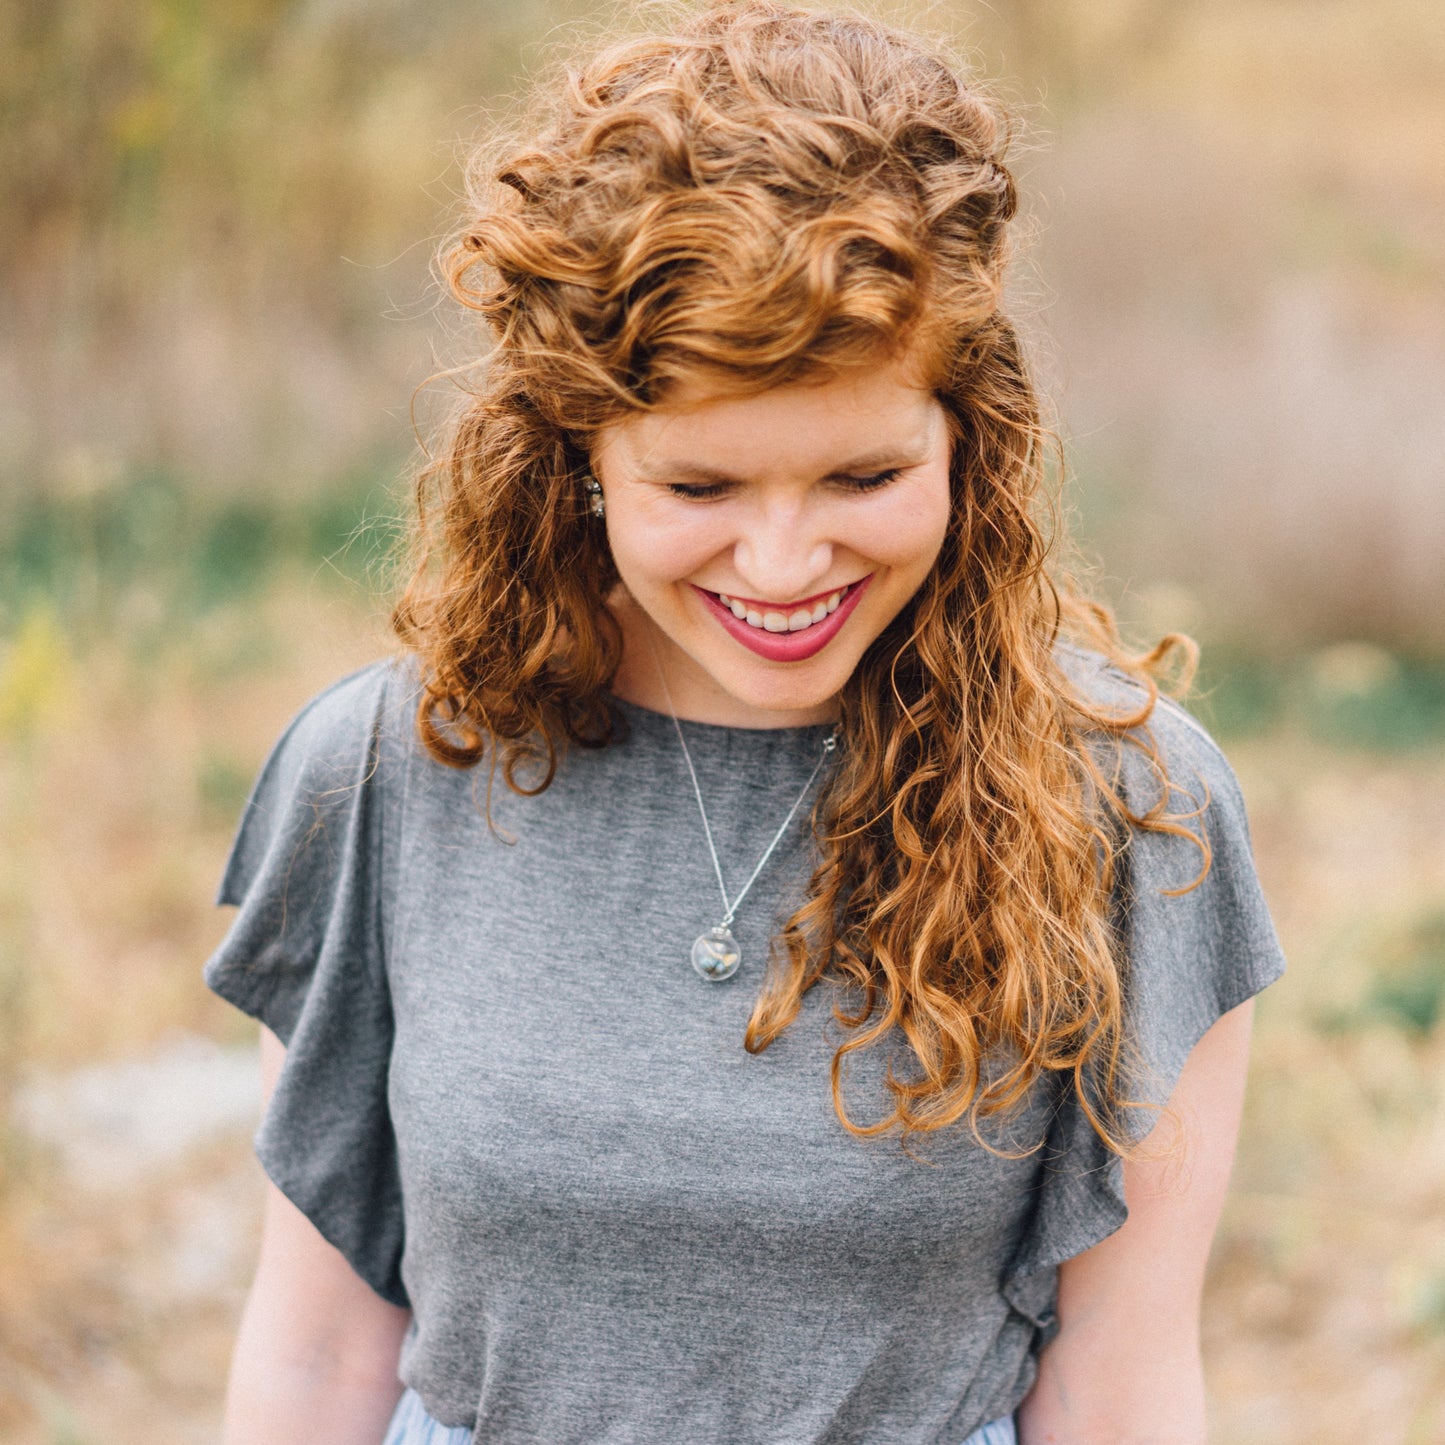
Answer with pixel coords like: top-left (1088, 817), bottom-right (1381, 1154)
top-left (711, 656), bottom-right (852, 721)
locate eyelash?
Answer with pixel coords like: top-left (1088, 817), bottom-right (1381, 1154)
top-left (844, 467), bottom-right (902, 493)
top-left (666, 468), bottom-right (903, 501)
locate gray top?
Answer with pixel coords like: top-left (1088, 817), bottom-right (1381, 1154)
top-left (204, 647), bottom-right (1285, 1442)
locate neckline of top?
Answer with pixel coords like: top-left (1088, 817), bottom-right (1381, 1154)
top-left (605, 692), bottom-right (838, 742)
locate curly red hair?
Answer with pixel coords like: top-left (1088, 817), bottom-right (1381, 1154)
top-left (394, 0), bottom-right (1206, 1145)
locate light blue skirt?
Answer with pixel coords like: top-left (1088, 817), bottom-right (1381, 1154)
top-left (383, 1385), bottom-right (1017, 1444)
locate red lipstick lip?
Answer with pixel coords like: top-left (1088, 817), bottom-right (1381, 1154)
top-left (691, 576), bottom-right (873, 663)
top-left (714, 582), bottom-right (846, 615)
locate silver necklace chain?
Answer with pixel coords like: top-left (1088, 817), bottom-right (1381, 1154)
top-left (667, 706), bottom-right (836, 930)
top-left (648, 640), bottom-right (837, 980)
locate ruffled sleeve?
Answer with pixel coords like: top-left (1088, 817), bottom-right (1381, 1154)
top-left (204, 660), bottom-right (414, 1307)
top-left (1003, 665), bottom-right (1287, 1337)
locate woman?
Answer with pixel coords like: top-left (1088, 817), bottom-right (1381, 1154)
top-left (206, 4), bottom-right (1285, 1442)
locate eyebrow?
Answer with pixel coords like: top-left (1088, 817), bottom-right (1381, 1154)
top-left (634, 446), bottom-right (930, 485)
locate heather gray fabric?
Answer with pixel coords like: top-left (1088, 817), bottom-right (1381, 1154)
top-left (205, 647), bottom-right (1285, 1441)
top-left (382, 1385), bottom-right (1017, 1444)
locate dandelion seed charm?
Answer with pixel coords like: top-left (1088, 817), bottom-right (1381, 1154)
top-left (691, 925), bottom-right (742, 981)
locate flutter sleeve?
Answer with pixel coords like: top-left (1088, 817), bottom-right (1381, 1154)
top-left (204, 660), bottom-right (413, 1307)
top-left (1002, 672), bottom-right (1287, 1337)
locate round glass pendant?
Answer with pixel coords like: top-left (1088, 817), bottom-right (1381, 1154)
top-left (691, 925), bottom-right (741, 982)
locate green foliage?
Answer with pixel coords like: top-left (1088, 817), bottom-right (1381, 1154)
top-left (1193, 645), bottom-right (1445, 752)
top-left (1310, 664), bottom-right (1445, 752)
top-left (0, 462), bottom-right (406, 651)
top-left (1317, 909), bottom-right (1445, 1038)
top-left (193, 501), bottom-right (281, 604)
top-left (1190, 650), bottom-right (1289, 738)
top-left (197, 750), bottom-right (257, 824)
top-left (1361, 911), bottom-right (1445, 1037)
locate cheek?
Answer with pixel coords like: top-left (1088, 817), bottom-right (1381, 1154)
top-left (853, 479), bottom-right (952, 574)
top-left (608, 503), bottom-right (720, 589)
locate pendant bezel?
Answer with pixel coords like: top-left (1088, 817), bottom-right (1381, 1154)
top-left (691, 924), bottom-right (741, 982)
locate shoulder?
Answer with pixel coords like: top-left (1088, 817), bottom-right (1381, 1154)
top-left (1053, 640), bottom-right (1248, 824)
top-left (270, 655), bottom-right (419, 757)
top-left (253, 656), bottom-right (422, 796)
top-left (1057, 642), bottom-right (1285, 1007)
top-left (217, 657), bottom-right (422, 910)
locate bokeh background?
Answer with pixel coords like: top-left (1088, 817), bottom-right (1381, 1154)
top-left (2, 0), bottom-right (1444, 1440)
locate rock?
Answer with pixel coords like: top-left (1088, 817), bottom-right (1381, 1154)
top-left (12, 1032), bottom-right (260, 1191)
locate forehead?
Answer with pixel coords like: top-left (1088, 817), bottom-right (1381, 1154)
top-left (597, 357), bottom-right (943, 478)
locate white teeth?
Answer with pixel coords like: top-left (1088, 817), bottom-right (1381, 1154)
top-left (722, 584), bottom-right (851, 632)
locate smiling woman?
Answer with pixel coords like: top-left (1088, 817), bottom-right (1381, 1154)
top-left (202, 4), bottom-right (1286, 1444)
top-left (596, 360), bottom-right (952, 724)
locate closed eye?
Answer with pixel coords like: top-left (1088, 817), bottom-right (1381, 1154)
top-left (665, 481), bottom-right (732, 500)
top-left (835, 468), bottom-right (902, 493)
top-left (666, 468), bottom-right (904, 501)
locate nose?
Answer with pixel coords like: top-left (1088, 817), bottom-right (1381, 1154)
top-left (731, 496), bottom-right (834, 604)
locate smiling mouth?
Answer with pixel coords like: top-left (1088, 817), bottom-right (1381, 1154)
top-left (712, 584), bottom-right (855, 634)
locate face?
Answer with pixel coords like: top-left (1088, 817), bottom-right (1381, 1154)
top-left (591, 356), bottom-right (952, 727)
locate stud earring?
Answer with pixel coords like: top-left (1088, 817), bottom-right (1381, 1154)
top-left (584, 477), bottom-right (605, 519)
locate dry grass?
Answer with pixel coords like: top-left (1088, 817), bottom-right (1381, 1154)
top-left (0, 582), bottom-right (387, 1438)
top-left (2, 590), bottom-right (1444, 1441)
top-left (1206, 735), bottom-right (1445, 1442)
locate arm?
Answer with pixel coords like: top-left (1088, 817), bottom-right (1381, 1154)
top-left (1016, 998), bottom-right (1256, 1445)
top-left (220, 1026), bottom-right (412, 1445)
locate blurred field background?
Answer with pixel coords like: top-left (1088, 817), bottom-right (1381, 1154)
top-left (2, 0), bottom-right (1444, 1439)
